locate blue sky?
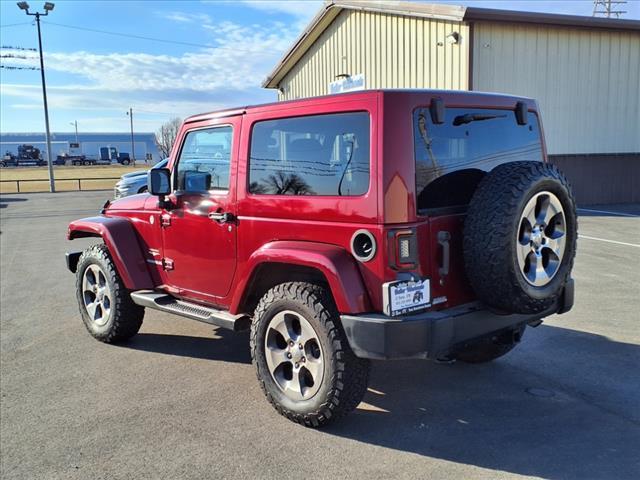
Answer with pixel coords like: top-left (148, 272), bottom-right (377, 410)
top-left (1, 0), bottom-right (638, 133)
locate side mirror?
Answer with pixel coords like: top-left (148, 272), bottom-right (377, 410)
top-left (148, 168), bottom-right (171, 196)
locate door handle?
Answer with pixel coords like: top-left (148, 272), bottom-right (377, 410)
top-left (208, 211), bottom-right (234, 224)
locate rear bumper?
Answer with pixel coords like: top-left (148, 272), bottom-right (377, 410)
top-left (341, 279), bottom-right (574, 360)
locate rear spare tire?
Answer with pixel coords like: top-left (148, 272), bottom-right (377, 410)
top-left (463, 161), bottom-right (576, 314)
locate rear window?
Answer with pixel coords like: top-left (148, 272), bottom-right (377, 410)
top-left (249, 112), bottom-right (370, 196)
top-left (414, 107), bottom-right (543, 211)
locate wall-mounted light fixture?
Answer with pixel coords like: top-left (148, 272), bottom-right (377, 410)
top-left (446, 32), bottom-right (460, 45)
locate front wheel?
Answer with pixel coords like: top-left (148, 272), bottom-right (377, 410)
top-left (76, 244), bottom-right (144, 343)
top-left (251, 282), bottom-right (369, 427)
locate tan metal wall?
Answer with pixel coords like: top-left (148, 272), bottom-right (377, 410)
top-left (278, 9), bottom-right (470, 100)
top-left (472, 22), bottom-right (640, 155)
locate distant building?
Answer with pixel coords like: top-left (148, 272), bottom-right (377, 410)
top-left (263, 1), bottom-right (640, 204)
top-left (0, 132), bottom-right (160, 164)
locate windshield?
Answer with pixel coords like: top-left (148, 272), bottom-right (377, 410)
top-left (414, 107), bottom-right (543, 211)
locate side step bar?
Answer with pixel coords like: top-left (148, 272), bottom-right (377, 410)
top-left (130, 290), bottom-right (250, 331)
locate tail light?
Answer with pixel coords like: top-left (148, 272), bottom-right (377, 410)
top-left (388, 228), bottom-right (418, 270)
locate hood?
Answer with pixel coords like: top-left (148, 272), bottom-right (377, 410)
top-left (120, 170), bottom-right (147, 180)
top-left (107, 193), bottom-right (148, 211)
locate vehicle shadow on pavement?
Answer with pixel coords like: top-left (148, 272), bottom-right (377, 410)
top-left (0, 197), bottom-right (28, 209)
top-left (121, 330), bottom-right (252, 364)
top-left (325, 324), bottom-right (640, 480)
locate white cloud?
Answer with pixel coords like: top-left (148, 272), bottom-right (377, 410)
top-left (0, 18), bottom-right (296, 130)
top-left (5, 20), bottom-right (295, 92)
top-left (157, 11), bottom-right (213, 24)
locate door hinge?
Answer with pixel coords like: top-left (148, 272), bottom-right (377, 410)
top-left (437, 231), bottom-right (451, 285)
top-left (162, 258), bottom-right (174, 271)
top-left (161, 214), bottom-right (171, 227)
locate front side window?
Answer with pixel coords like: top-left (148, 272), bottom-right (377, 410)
top-left (249, 112), bottom-right (370, 196)
top-left (414, 108), bottom-right (543, 210)
top-left (176, 126), bottom-right (233, 192)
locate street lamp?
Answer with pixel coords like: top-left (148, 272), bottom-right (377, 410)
top-left (126, 108), bottom-right (136, 165)
top-left (69, 121), bottom-right (78, 144)
top-left (16, 2), bottom-right (56, 192)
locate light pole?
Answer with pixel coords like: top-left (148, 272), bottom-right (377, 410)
top-left (17, 1), bottom-right (56, 192)
top-left (69, 120), bottom-right (78, 144)
top-left (126, 108), bottom-right (135, 165)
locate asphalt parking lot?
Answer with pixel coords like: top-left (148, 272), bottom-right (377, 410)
top-left (1, 191), bottom-right (639, 480)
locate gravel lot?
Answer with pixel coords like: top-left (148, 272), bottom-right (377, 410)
top-left (1, 191), bottom-right (639, 480)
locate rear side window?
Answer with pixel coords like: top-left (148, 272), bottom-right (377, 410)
top-left (249, 112), bottom-right (370, 196)
top-left (414, 108), bottom-right (543, 211)
top-left (176, 126), bottom-right (232, 191)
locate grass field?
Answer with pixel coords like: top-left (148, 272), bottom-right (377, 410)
top-left (0, 165), bottom-right (148, 194)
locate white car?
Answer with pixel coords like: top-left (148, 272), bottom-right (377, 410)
top-left (113, 159), bottom-right (168, 199)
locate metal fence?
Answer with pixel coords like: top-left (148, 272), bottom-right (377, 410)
top-left (0, 177), bottom-right (121, 193)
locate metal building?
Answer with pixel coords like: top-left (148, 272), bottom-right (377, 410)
top-left (263, 1), bottom-right (640, 204)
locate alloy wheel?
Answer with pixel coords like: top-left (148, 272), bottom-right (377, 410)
top-left (82, 264), bottom-right (112, 326)
top-left (516, 191), bottom-right (567, 286)
top-left (264, 310), bottom-right (324, 401)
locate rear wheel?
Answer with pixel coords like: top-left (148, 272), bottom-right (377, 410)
top-left (251, 282), bottom-right (369, 427)
top-left (76, 244), bottom-right (144, 343)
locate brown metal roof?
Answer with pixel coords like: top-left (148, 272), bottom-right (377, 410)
top-left (464, 6), bottom-right (640, 30)
top-left (262, 0), bottom-right (640, 89)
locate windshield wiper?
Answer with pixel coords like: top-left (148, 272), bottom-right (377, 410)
top-left (453, 113), bottom-right (506, 126)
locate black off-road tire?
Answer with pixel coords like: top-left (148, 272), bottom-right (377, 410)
top-left (454, 325), bottom-right (526, 364)
top-left (76, 244), bottom-right (144, 343)
top-left (250, 282), bottom-right (370, 428)
top-left (464, 161), bottom-right (577, 314)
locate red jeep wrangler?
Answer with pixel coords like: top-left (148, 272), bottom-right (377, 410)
top-left (67, 90), bottom-right (577, 427)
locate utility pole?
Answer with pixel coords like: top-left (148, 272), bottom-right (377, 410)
top-left (593, 0), bottom-right (627, 17)
top-left (17, 1), bottom-right (56, 192)
top-left (126, 108), bottom-right (135, 166)
top-left (70, 120), bottom-right (78, 143)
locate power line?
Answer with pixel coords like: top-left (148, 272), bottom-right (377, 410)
top-left (42, 21), bottom-right (270, 54)
top-left (0, 22), bottom-right (33, 28)
top-left (1, 54), bottom-right (38, 59)
top-left (0, 65), bottom-right (40, 70)
top-left (1, 45), bottom-right (37, 51)
top-left (134, 108), bottom-right (183, 116)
